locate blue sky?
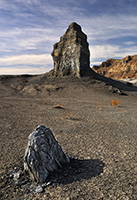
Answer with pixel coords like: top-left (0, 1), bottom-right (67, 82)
top-left (0, 0), bottom-right (137, 74)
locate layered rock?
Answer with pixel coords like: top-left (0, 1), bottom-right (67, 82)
top-left (92, 55), bottom-right (137, 79)
top-left (24, 125), bottom-right (70, 183)
top-left (51, 22), bottom-right (92, 77)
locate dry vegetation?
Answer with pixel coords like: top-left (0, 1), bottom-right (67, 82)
top-left (64, 110), bottom-right (73, 120)
top-left (52, 104), bottom-right (64, 109)
top-left (110, 99), bottom-right (120, 106)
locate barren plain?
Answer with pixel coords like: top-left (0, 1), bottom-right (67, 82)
top-left (0, 74), bottom-right (137, 199)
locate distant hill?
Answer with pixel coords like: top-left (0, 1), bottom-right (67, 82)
top-left (92, 55), bottom-right (137, 79)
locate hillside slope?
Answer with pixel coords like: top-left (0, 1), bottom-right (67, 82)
top-left (93, 55), bottom-right (137, 79)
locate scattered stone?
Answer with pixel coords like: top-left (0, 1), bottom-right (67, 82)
top-left (35, 185), bottom-right (44, 193)
top-left (108, 86), bottom-right (126, 95)
top-left (24, 125), bottom-right (70, 183)
top-left (13, 170), bottom-right (22, 182)
top-left (42, 181), bottom-right (52, 187)
top-left (51, 22), bottom-right (94, 77)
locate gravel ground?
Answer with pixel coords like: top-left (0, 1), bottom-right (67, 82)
top-left (0, 75), bottom-right (137, 199)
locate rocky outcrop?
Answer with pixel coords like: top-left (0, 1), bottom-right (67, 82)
top-left (92, 55), bottom-right (137, 79)
top-left (24, 125), bottom-right (70, 183)
top-left (51, 22), bottom-right (93, 77)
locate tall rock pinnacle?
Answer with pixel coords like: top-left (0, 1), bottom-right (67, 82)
top-left (51, 22), bottom-right (92, 77)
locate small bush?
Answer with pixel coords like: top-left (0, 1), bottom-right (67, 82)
top-left (65, 111), bottom-right (73, 119)
top-left (52, 104), bottom-right (64, 109)
top-left (110, 99), bottom-right (119, 106)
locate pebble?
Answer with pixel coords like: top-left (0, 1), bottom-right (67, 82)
top-left (35, 185), bottom-right (44, 193)
top-left (13, 170), bottom-right (22, 181)
top-left (42, 181), bottom-right (52, 187)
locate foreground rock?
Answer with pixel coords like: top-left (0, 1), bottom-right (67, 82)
top-left (92, 55), bottom-right (137, 79)
top-left (24, 125), bottom-right (70, 183)
top-left (51, 22), bottom-right (94, 77)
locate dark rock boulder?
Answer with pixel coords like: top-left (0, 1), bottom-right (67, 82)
top-left (24, 125), bottom-right (70, 183)
top-left (51, 22), bottom-right (93, 77)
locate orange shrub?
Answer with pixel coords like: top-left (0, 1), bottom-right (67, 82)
top-left (65, 111), bottom-right (73, 119)
top-left (110, 99), bottom-right (119, 106)
top-left (52, 104), bottom-right (64, 109)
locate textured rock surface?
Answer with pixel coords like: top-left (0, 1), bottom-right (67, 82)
top-left (92, 55), bottom-right (137, 79)
top-left (51, 22), bottom-right (92, 77)
top-left (0, 75), bottom-right (137, 199)
top-left (24, 125), bottom-right (70, 183)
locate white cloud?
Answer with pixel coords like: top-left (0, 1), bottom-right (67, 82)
top-left (0, 66), bottom-right (50, 75)
top-left (0, 54), bottom-right (52, 66)
top-left (0, 54), bottom-right (53, 75)
top-left (80, 14), bottom-right (137, 42)
top-left (0, 0), bottom-right (17, 10)
top-left (90, 45), bottom-right (120, 59)
top-left (90, 61), bottom-right (102, 66)
top-left (1, 1), bottom-right (137, 75)
top-left (90, 44), bottom-right (137, 62)
top-left (0, 27), bottom-right (60, 53)
top-left (124, 41), bottom-right (136, 46)
top-left (14, 0), bottom-right (38, 4)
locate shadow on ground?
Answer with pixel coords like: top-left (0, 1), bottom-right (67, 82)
top-left (0, 157), bottom-right (105, 198)
top-left (48, 158), bottom-right (105, 184)
top-left (93, 71), bottom-right (137, 91)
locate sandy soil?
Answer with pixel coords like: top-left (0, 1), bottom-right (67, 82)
top-left (0, 74), bottom-right (137, 199)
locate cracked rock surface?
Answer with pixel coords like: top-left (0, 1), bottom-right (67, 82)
top-left (24, 125), bottom-right (70, 183)
top-left (51, 22), bottom-right (93, 77)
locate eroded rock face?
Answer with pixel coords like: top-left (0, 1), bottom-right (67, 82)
top-left (51, 22), bottom-right (91, 77)
top-left (24, 125), bottom-right (70, 183)
top-left (92, 55), bottom-right (137, 79)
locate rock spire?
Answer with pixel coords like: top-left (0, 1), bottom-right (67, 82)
top-left (51, 22), bottom-right (92, 77)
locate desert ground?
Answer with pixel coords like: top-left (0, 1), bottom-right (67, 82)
top-left (0, 74), bottom-right (137, 199)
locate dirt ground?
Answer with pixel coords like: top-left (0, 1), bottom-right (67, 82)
top-left (0, 74), bottom-right (137, 199)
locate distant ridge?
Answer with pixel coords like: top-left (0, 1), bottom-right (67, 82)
top-left (92, 55), bottom-right (137, 79)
